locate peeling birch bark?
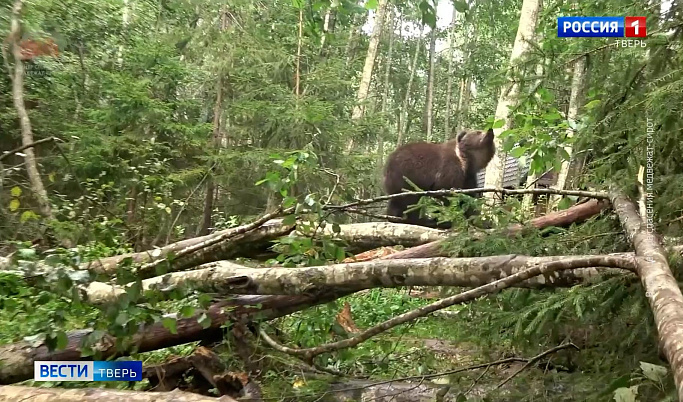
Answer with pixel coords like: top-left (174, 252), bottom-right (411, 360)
top-left (83, 254), bottom-right (635, 305)
top-left (611, 190), bottom-right (683, 398)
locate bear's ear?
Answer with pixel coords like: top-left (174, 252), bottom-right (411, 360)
top-left (456, 130), bottom-right (467, 142)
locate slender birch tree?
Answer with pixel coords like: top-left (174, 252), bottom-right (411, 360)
top-left (551, 55), bottom-right (588, 206)
top-left (484, 0), bottom-right (542, 199)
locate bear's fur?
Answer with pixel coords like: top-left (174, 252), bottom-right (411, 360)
top-left (383, 128), bottom-right (495, 228)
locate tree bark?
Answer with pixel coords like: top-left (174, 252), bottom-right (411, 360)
top-left (85, 254), bottom-right (634, 305)
top-left (6, 0), bottom-right (54, 220)
top-left (320, 7), bottom-right (336, 51)
top-left (377, 7), bottom-right (394, 176)
top-left (115, 0), bottom-right (130, 66)
top-left (423, 21), bottom-right (437, 141)
top-left (348, 0), bottom-right (389, 153)
top-left (444, 7), bottom-right (458, 139)
top-left (397, 26), bottom-right (424, 146)
top-left (199, 10), bottom-right (229, 236)
top-left (295, 7), bottom-right (303, 96)
top-left (521, 60), bottom-right (547, 212)
top-left (344, 13), bottom-right (364, 69)
top-left (551, 55), bottom-right (588, 205)
top-left (484, 0), bottom-right (542, 197)
top-left (610, 190), bottom-right (683, 398)
top-left (81, 218), bottom-right (295, 277)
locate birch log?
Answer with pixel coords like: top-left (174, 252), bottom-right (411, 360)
top-left (611, 190), bottom-right (683, 398)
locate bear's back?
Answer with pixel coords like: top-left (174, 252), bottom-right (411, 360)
top-left (384, 141), bottom-right (461, 194)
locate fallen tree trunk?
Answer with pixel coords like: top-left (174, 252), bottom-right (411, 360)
top-left (84, 254), bottom-right (636, 305)
top-left (81, 217), bottom-right (295, 277)
top-left (383, 199), bottom-right (610, 259)
top-left (318, 222), bottom-right (447, 252)
top-left (0, 292), bottom-right (352, 384)
top-left (611, 190), bottom-right (683, 397)
top-left (0, 386), bottom-right (237, 402)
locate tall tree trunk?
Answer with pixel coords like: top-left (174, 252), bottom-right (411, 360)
top-left (551, 55), bottom-right (587, 206)
top-left (444, 7), bottom-right (458, 139)
top-left (424, 20), bottom-right (437, 142)
top-left (455, 77), bottom-right (471, 131)
top-left (344, 14), bottom-right (364, 69)
top-left (377, 8), bottom-right (395, 176)
top-left (521, 60), bottom-right (547, 212)
top-left (320, 7), bottom-right (336, 51)
top-left (6, 0), bottom-right (54, 221)
top-left (199, 10), bottom-right (228, 236)
top-left (397, 26), bottom-right (424, 146)
top-left (295, 7), bottom-right (303, 96)
top-left (347, 0), bottom-right (389, 152)
top-left (116, 0), bottom-right (130, 66)
top-left (484, 0), bottom-right (542, 199)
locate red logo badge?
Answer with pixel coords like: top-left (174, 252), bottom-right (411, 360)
top-left (625, 16), bottom-right (647, 38)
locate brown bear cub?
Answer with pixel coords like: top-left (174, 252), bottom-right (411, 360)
top-left (383, 128), bottom-right (495, 228)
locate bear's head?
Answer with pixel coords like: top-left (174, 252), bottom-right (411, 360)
top-left (454, 128), bottom-right (495, 171)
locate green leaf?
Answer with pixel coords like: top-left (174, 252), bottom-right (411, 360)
top-left (24, 333), bottom-right (46, 347)
top-left (162, 317), bottom-right (178, 334)
top-left (283, 214), bottom-right (297, 226)
top-left (559, 148), bottom-right (571, 161)
top-left (613, 386), bottom-right (638, 402)
top-left (115, 311), bottom-right (129, 326)
top-left (365, 0), bottom-right (378, 9)
top-left (509, 147), bottom-right (527, 158)
top-left (180, 306), bottom-right (195, 318)
top-left (557, 197), bottom-right (573, 210)
top-left (332, 223), bottom-right (341, 234)
top-left (292, 0), bottom-right (304, 8)
top-left (9, 199), bottom-right (20, 212)
top-left (419, 0), bottom-right (437, 28)
top-left (584, 99), bottom-right (601, 109)
top-left (10, 186), bottom-right (22, 197)
top-left (542, 112), bottom-right (562, 122)
top-left (18, 248), bottom-right (36, 259)
top-left (335, 246), bottom-right (345, 261)
top-left (453, 0), bottom-right (468, 13)
top-left (492, 119), bottom-right (505, 129)
top-left (640, 361), bottom-right (667, 383)
top-left (198, 313), bottom-right (212, 329)
top-left (20, 210), bottom-right (39, 223)
top-left (56, 331), bottom-right (68, 350)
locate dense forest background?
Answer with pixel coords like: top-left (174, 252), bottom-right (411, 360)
top-left (1, 0), bottom-right (683, 400)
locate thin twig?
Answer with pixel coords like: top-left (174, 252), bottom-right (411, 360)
top-left (325, 187), bottom-right (609, 211)
top-left (0, 137), bottom-right (58, 162)
top-left (494, 343), bottom-right (579, 389)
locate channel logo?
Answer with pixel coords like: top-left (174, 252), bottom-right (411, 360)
top-left (34, 361), bottom-right (142, 381)
top-left (558, 16), bottom-right (646, 38)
